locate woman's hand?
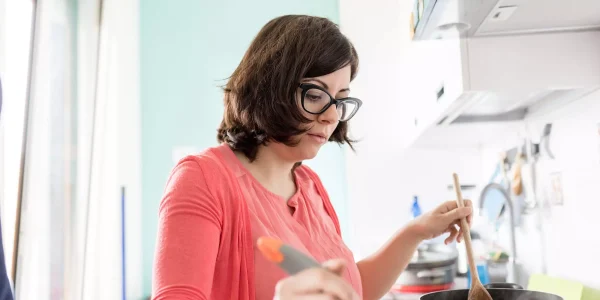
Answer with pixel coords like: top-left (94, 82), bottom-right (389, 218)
top-left (408, 200), bottom-right (473, 245)
top-left (274, 259), bottom-right (360, 300)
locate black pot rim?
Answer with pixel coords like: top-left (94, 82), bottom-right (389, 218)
top-left (421, 288), bottom-right (563, 299)
top-left (484, 283), bottom-right (523, 289)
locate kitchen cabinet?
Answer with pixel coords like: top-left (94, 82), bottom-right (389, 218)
top-left (410, 0), bottom-right (600, 41)
top-left (403, 30), bottom-right (600, 149)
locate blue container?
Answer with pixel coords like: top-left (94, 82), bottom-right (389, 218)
top-left (411, 195), bottom-right (422, 218)
top-left (467, 263), bottom-right (490, 286)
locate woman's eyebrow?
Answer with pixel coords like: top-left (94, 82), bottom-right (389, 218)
top-left (305, 79), bottom-right (350, 93)
top-left (305, 78), bottom-right (329, 89)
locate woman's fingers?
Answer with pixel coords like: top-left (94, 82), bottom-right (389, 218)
top-left (444, 206), bottom-right (472, 223)
top-left (467, 208), bottom-right (473, 227)
top-left (444, 225), bottom-right (459, 245)
top-left (444, 199), bottom-right (473, 244)
top-left (301, 268), bottom-right (357, 300)
top-left (276, 263), bottom-right (359, 300)
top-left (321, 259), bottom-right (346, 276)
top-left (462, 199), bottom-right (473, 226)
top-left (443, 199), bottom-right (473, 224)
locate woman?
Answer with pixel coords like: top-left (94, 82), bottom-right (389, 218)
top-left (152, 15), bottom-right (472, 300)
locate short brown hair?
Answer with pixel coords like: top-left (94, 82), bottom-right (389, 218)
top-left (217, 15), bottom-right (359, 161)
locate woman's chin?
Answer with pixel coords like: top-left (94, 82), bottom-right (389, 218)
top-left (303, 151), bottom-right (319, 161)
top-left (298, 144), bottom-right (322, 161)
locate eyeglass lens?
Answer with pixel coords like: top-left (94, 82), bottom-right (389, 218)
top-left (303, 88), bottom-right (358, 121)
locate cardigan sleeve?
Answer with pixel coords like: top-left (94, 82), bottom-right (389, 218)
top-left (152, 157), bottom-right (223, 300)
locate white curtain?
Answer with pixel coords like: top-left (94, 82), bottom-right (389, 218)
top-left (77, 0), bottom-right (143, 298)
top-left (0, 0), bottom-right (34, 284)
top-left (0, 0), bottom-right (142, 298)
top-left (9, 0), bottom-right (74, 298)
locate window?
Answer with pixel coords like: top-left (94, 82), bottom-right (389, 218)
top-left (1, 0), bottom-right (75, 298)
top-left (0, 0), bottom-right (34, 286)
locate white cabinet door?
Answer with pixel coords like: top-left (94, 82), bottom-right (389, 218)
top-left (404, 33), bottom-right (469, 147)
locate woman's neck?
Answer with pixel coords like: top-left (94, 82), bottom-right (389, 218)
top-left (234, 145), bottom-right (297, 200)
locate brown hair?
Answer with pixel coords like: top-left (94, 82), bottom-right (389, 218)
top-left (217, 15), bottom-right (359, 161)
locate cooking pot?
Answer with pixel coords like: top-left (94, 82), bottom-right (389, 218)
top-left (420, 283), bottom-right (563, 300)
top-left (394, 244), bottom-right (458, 293)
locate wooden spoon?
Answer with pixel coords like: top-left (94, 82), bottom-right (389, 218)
top-left (452, 173), bottom-right (493, 300)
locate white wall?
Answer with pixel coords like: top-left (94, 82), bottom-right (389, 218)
top-left (339, 0), bottom-right (485, 259)
top-left (481, 89), bottom-right (600, 289)
top-left (347, 146), bottom-right (484, 259)
top-left (340, 0), bottom-right (412, 257)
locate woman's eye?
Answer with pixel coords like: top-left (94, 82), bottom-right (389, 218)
top-left (306, 93), bottom-right (322, 101)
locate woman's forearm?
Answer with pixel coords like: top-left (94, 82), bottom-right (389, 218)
top-left (356, 224), bottom-right (423, 300)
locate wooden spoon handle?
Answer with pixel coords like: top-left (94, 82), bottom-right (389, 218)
top-left (452, 173), bottom-right (481, 285)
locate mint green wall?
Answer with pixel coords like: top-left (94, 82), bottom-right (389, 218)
top-left (140, 0), bottom-right (349, 296)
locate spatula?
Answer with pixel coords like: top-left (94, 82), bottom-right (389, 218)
top-left (452, 173), bottom-right (493, 300)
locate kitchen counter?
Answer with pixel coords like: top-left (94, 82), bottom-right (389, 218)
top-left (381, 277), bottom-right (468, 300)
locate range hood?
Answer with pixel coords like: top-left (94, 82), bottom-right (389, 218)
top-left (405, 29), bottom-right (600, 148)
top-left (411, 0), bottom-right (600, 40)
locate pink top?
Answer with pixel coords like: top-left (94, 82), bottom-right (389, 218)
top-left (152, 143), bottom-right (362, 300)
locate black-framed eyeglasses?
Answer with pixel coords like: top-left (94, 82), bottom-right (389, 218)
top-left (298, 83), bottom-right (362, 122)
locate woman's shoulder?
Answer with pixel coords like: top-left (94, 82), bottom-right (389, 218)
top-left (159, 145), bottom-right (245, 221)
top-left (172, 143), bottom-right (231, 172)
top-left (167, 144), bottom-right (236, 196)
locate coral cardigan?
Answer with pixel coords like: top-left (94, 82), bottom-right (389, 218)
top-left (152, 144), bottom-right (361, 300)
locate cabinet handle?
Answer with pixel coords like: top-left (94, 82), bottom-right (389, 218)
top-left (436, 85), bottom-right (445, 101)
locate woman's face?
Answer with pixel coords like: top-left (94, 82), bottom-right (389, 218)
top-left (271, 65), bottom-right (352, 162)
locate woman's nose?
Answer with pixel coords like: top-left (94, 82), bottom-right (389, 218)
top-left (318, 103), bottom-right (339, 124)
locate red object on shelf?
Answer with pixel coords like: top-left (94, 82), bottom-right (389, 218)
top-left (392, 283), bottom-right (454, 294)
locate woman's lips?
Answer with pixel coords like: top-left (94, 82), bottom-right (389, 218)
top-left (307, 133), bottom-right (327, 144)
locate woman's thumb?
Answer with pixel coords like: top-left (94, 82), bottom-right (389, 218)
top-left (321, 259), bottom-right (347, 276)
